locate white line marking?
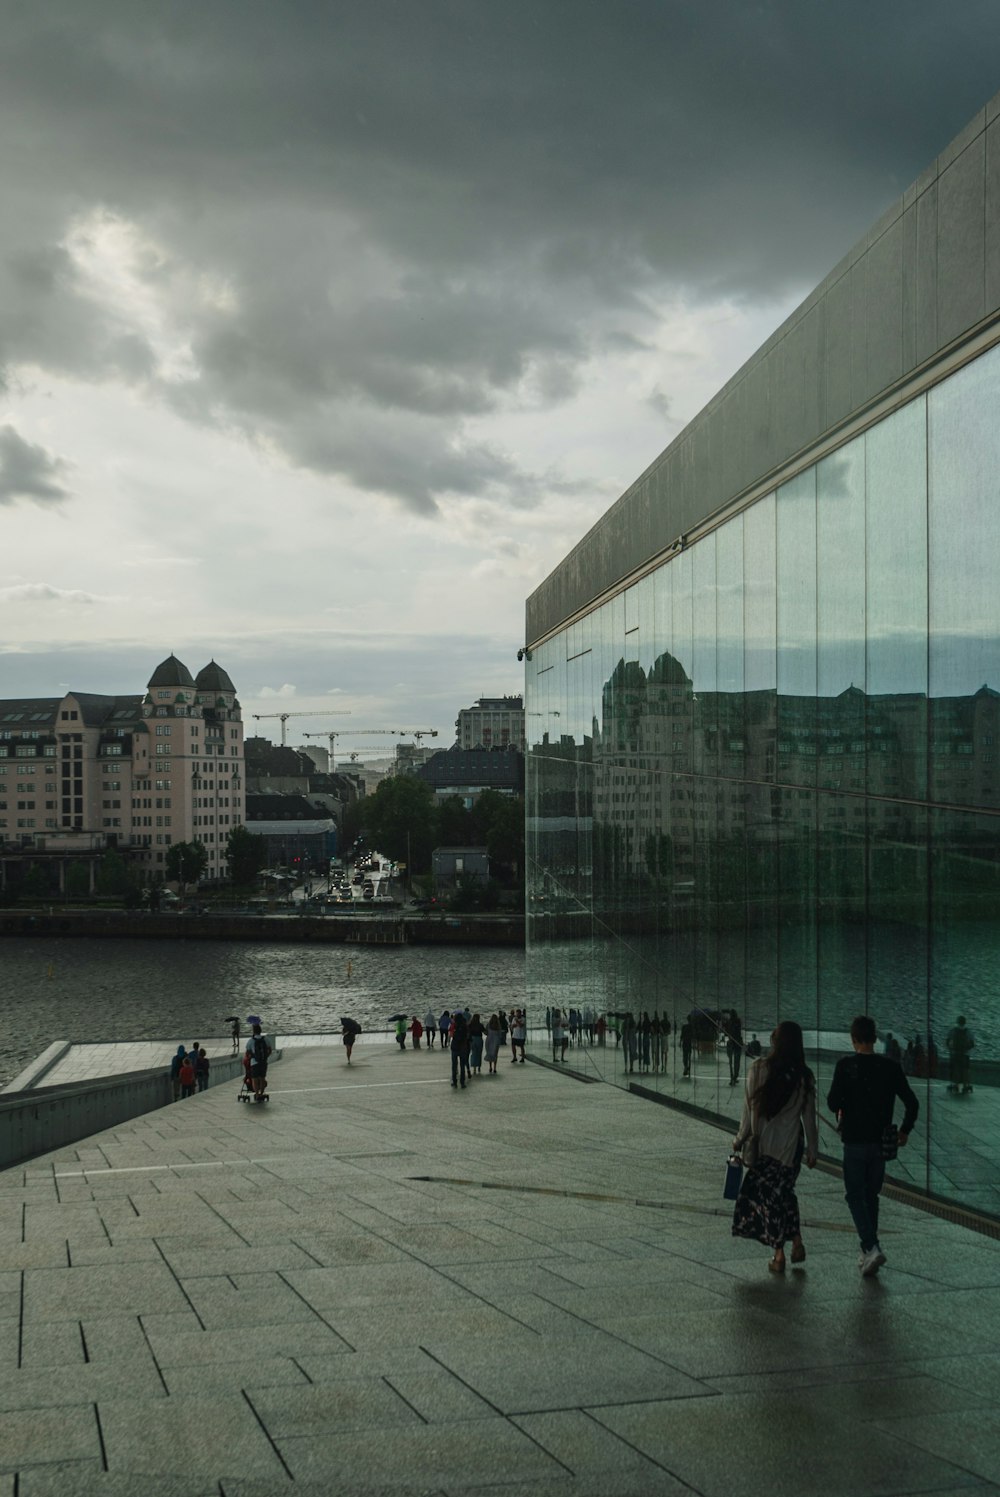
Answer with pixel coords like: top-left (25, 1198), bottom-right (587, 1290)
top-left (278, 1079), bottom-right (452, 1094)
top-left (53, 1156), bottom-right (294, 1178)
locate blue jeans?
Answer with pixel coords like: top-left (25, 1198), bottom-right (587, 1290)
top-left (842, 1142), bottom-right (885, 1252)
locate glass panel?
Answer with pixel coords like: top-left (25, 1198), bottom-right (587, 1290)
top-left (743, 494), bottom-right (779, 1040)
top-left (929, 804), bottom-right (1000, 1213)
top-left (777, 469), bottom-right (817, 788)
top-left (866, 399), bottom-right (928, 804)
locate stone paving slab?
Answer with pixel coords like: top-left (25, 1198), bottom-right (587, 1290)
top-left (1, 1042), bottom-right (999, 1494)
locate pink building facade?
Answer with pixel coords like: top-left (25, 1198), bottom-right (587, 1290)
top-left (0, 654), bottom-right (244, 884)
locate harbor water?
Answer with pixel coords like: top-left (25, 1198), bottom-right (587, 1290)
top-left (0, 938), bottom-right (525, 1087)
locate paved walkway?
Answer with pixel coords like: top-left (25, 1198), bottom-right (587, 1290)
top-left (2, 1044), bottom-right (999, 1496)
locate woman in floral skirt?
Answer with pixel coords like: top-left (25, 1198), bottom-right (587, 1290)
top-left (732, 1020), bottom-right (818, 1273)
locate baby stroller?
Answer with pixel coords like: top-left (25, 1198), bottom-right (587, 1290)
top-left (237, 1056), bottom-right (269, 1103)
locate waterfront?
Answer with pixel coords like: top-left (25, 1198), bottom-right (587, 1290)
top-left (0, 938), bottom-right (525, 1087)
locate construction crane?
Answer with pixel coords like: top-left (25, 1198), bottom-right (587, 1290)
top-left (251, 710), bottom-right (351, 747)
top-left (302, 728), bottom-right (438, 760)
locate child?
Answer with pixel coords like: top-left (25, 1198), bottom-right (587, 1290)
top-left (178, 1052), bottom-right (197, 1098)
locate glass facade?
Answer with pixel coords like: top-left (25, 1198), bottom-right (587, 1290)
top-left (526, 339), bottom-right (1000, 1222)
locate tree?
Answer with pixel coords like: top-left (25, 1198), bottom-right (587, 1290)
top-left (165, 840), bottom-right (208, 892)
top-left (361, 776), bottom-right (437, 871)
top-left (226, 825), bottom-right (267, 887)
top-left (473, 791), bottom-right (524, 879)
top-left (437, 796), bottom-right (472, 846)
top-left (96, 848), bottom-right (131, 897)
top-left (65, 861), bottom-right (91, 899)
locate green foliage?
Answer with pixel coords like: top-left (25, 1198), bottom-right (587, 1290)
top-left (437, 796), bottom-right (472, 846)
top-left (472, 791), bottom-right (524, 877)
top-left (361, 776), bottom-right (437, 871)
top-left (65, 861), bottom-right (91, 898)
top-left (21, 863), bottom-right (50, 899)
top-left (226, 825), bottom-right (267, 887)
top-left (96, 848), bottom-right (131, 897)
top-left (165, 840), bottom-right (208, 887)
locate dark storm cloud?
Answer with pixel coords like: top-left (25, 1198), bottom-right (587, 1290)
top-left (0, 0), bottom-right (998, 510)
top-left (0, 426), bottom-right (70, 505)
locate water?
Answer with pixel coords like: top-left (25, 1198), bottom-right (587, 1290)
top-left (0, 938), bottom-right (525, 1087)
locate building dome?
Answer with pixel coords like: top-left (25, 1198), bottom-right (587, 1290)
top-left (195, 660), bottom-right (236, 694)
top-left (148, 654), bottom-right (195, 690)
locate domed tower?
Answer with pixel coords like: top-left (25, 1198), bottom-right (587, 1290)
top-left (146, 654), bottom-right (195, 705)
top-left (195, 659), bottom-right (237, 710)
top-left (194, 660), bottom-right (244, 882)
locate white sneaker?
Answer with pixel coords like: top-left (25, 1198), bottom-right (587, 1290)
top-left (861, 1247), bottom-right (886, 1277)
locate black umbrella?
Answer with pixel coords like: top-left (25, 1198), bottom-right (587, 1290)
top-left (341, 1016), bottom-right (362, 1033)
top-left (387, 1013), bottom-right (409, 1022)
top-left (225, 1016), bottom-right (240, 1023)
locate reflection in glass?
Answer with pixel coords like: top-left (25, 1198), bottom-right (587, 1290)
top-left (526, 340), bottom-right (1000, 1222)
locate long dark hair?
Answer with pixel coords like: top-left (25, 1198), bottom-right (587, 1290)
top-left (753, 1020), bottom-right (814, 1120)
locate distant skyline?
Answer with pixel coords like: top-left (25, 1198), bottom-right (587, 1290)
top-left (2, 1), bottom-right (999, 740)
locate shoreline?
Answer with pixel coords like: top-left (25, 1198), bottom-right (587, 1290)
top-left (0, 907), bottom-right (525, 946)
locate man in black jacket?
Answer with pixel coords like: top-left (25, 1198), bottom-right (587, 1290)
top-left (828, 1015), bottom-right (919, 1278)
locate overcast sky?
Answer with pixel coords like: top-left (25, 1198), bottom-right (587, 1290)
top-left (1, 0), bottom-right (998, 744)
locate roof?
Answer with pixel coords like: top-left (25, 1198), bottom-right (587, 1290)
top-left (148, 655), bottom-right (195, 689)
top-left (195, 660), bottom-right (236, 693)
top-left (242, 820), bottom-right (335, 837)
top-left (415, 747), bottom-right (524, 791)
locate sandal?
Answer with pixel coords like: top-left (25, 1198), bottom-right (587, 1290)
top-left (790, 1243), bottom-right (806, 1264)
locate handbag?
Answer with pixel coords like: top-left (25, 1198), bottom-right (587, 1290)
top-left (723, 1154), bottom-right (744, 1200)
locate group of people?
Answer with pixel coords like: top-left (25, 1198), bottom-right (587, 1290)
top-left (169, 1041), bottom-right (210, 1099)
top-left (390, 1006), bottom-right (528, 1086)
top-left (731, 1014), bottom-right (919, 1277)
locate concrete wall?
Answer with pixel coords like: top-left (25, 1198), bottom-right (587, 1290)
top-left (527, 92), bottom-right (1000, 643)
top-left (0, 1051), bottom-right (269, 1171)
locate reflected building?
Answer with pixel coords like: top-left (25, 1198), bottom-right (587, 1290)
top-left (525, 96), bottom-right (1000, 1221)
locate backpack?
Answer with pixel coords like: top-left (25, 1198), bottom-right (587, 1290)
top-left (252, 1034), bottom-right (270, 1065)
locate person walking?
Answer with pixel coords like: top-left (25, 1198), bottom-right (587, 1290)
top-left (732, 1021), bottom-right (818, 1273)
top-left (551, 1009), bottom-right (568, 1062)
top-left (725, 1010), bottom-right (744, 1087)
top-left (681, 1018), bottom-right (693, 1078)
top-left (196, 1047), bottom-right (210, 1092)
top-left (169, 1044), bottom-right (186, 1101)
top-left (178, 1050), bottom-right (197, 1099)
top-left (439, 1008), bottom-right (451, 1048)
top-left (469, 1013), bottom-right (486, 1074)
top-left (511, 1009), bottom-right (526, 1063)
top-left (409, 1015), bottom-right (423, 1049)
top-left (245, 1024), bottom-right (271, 1099)
top-left (827, 1014), bottom-right (919, 1277)
top-left (484, 1014), bottom-right (502, 1074)
top-left (394, 1017), bottom-right (407, 1051)
top-left (946, 1015), bottom-right (974, 1094)
top-left (424, 1007), bottom-right (437, 1048)
top-left (341, 1019), bottom-right (359, 1064)
top-left (450, 1010), bottom-right (471, 1089)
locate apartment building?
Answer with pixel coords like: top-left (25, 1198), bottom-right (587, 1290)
top-left (0, 654), bottom-right (244, 883)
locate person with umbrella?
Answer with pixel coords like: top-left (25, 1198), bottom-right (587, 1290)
top-left (341, 1016), bottom-right (361, 1064)
top-left (389, 1014), bottom-right (408, 1051)
top-left (228, 1016), bottom-right (241, 1054)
